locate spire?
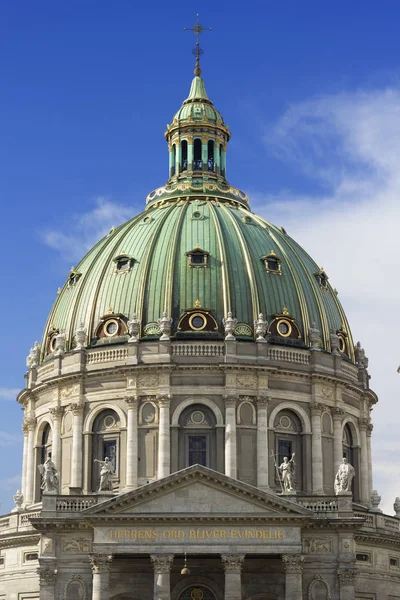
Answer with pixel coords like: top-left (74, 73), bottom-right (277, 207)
top-left (183, 14), bottom-right (212, 78)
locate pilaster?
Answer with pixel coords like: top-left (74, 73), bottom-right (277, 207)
top-left (282, 554), bottom-right (304, 600)
top-left (256, 396), bottom-right (269, 490)
top-left (224, 395), bottom-right (237, 478)
top-left (157, 395), bottom-right (171, 479)
top-left (37, 558), bottom-right (57, 600)
top-left (125, 395), bottom-right (139, 490)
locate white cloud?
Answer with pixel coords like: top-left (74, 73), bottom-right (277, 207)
top-left (0, 432), bottom-right (21, 446)
top-left (253, 87), bottom-right (400, 514)
top-left (0, 388), bottom-right (19, 402)
top-left (41, 196), bottom-right (135, 261)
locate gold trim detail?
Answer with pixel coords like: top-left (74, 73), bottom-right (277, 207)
top-left (188, 313), bottom-right (207, 331)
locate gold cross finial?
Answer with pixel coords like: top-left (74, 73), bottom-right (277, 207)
top-left (183, 14), bottom-right (212, 76)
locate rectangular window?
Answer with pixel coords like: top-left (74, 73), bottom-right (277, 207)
top-left (356, 553), bottom-right (370, 563)
top-left (103, 440), bottom-right (117, 473)
top-left (389, 557), bottom-right (399, 567)
top-left (278, 439), bottom-right (292, 466)
top-left (188, 436), bottom-right (207, 466)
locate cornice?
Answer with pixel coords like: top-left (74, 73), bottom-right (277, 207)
top-left (0, 533), bottom-right (40, 550)
top-left (355, 532), bottom-right (400, 550)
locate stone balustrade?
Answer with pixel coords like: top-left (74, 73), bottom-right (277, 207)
top-left (32, 340), bottom-right (360, 384)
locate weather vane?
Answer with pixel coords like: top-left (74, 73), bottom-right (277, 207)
top-left (183, 14), bottom-right (212, 76)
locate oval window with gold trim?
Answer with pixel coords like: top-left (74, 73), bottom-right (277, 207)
top-left (188, 313), bottom-right (207, 331)
top-left (277, 319), bottom-right (292, 337)
top-left (103, 320), bottom-right (119, 337)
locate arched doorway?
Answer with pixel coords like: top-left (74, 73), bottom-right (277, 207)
top-left (178, 586), bottom-right (217, 600)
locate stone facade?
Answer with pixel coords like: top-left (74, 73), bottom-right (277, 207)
top-left (0, 339), bottom-right (399, 599)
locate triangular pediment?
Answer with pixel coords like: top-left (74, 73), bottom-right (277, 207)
top-left (83, 465), bottom-right (312, 519)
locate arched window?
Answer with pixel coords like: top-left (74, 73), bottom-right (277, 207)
top-left (91, 409), bottom-right (121, 492)
top-left (181, 140), bottom-right (188, 172)
top-left (342, 424), bottom-right (353, 463)
top-left (220, 144), bottom-right (225, 177)
top-left (193, 139), bottom-right (202, 170)
top-left (178, 405), bottom-right (217, 471)
top-left (207, 140), bottom-right (214, 171)
top-left (273, 410), bottom-right (303, 491)
top-left (171, 144), bottom-right (176, 177)
top-left (41, 423), bottom-right (53, 466)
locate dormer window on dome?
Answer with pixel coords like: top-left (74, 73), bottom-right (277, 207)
top-left (95, 310), bottom-right (128, 340)
top-left (67, 267), bottom-right (81, 287)
top-left (113, 253), bottom-right (135, 273)
top-left (177, 302), bottom-right (219, 335)
top-left (261, 251), bottom-right (282, 274)
top-left (268, 308), bottom-right (301, 341)
top-left (186, 246), bottom-right (209, 268)
top-left (337, 325), bottom-right (349, 355)
top-left (316, 267), bottom-right (329, 288)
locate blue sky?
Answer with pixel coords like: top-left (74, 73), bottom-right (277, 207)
top-left (1, 1), bottom-right (400, 512)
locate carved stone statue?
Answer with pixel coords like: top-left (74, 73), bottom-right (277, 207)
top-left (74, 322), bottom-right (87, 350)
top-left (27, 341), bottom-right (40, 368)
top-left (222, 311), bottom-right (237, 341)
top-left (127, 313), bottom-right (141, 343)
top-left (254, 313), bottom-right (267, 342)
top-left (55, 331), bottom-right (66, 356)
top-left (38, 456), bottom-right (59, 492)
top-left (393, 497), bottom-right (400, 518)
top-left (308, 322), bottom-right (322, 351)
top-left (334, 458), bottom-right (355, 494)
top-left (279, 453), bottom-right (296, 492)
top-left (13, 489), bottom-right (24, 510)
top-left (95, 457), bottom-right (113, 491)
top-left (330, 329), bottom-right (341, 356)
top-left (157, 312), bottom-right (172, 341)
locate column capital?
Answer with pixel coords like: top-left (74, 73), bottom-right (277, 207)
top-left (22, 422), bottom-right (29, 435)
top-left (282, 554), bottom-right (305, 574)
top-left (310, 401), bottom-right (323, 416)
top-left (332, 407), bottom-right (345, 422)
top-left (221, 554), bottom-right (245, 573)
top-left (150, 554), bottom-right (174, 574)
top-left (256, 395), bottom-right (269, 407)
top-left (337, 568), bottom-right (358, 585)
top-left (223, 395), bottom-right (237, 408)
top-left (24, 414), bottom-right (37, 431)
top-left (37, 561), bottom-right (57, 585)
top-left (89, 553), bottom-right (113, 574)
top-left (49, 406), bottom-right (63, 419)
top-left (70, 401), bottom-right (84, 416)
top-left (359, 417), bottom-right (370, 431)
top-left (367, 423), bottom-right (373, 436)
top-left (125, 395), bottom-right (139, 408)
top-left (157, 394), bottom-right (171, 408)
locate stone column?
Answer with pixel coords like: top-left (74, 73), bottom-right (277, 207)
top-left (310, 402), bottom-right (324, 494)
top-left (49, 406), bottom-right (63, 474)
top-left (366, 423), bottom-right (373, 501)
top-left (70, 401), bottom-right (84, 492)
top-left (90, 554), bottom-right (112, 600)
top-left (188, 141), bottom-right (194, 171)
top-left (21, 423), bottom-right (29, 501)
top-left (151, 554), bottom-right (174, 600)
top-left (37, 559), bottom-right (57, 600)
top-left (256, 396), bottom-right (269, 490)
top-left (24, 414), bottom-right (37, 504)
top-left (337, 568), bottom-right (357, 600)
top-left (224, 396), bottom-right (237, 479)
top-left (282, 554), bottom-right (304, 600)
top-left (157, 395), bottom-right (171, 479)
top-left (221, 554), bottom-right (244, 600)
top-left (359, 418), bottom-right (370, 505)
top-left (125, 396), bottom-right (138, 490)
top-left (175, 143), bottom-right (181, 176)
top-left (333, 408), bottom-right (345, 476)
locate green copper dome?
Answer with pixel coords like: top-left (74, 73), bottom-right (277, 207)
top-left (40, 70), bottom-right (355, 362)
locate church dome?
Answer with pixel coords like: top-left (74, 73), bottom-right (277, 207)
top-left (40, 70), bottom-right (354, 363)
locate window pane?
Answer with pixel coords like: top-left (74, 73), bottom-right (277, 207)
top-left (189, 436), bottom-right (207, 466)
top-left (103, 440), bottom-right (117, 473)
top-left (278, 440), bottom-right (292, 466)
